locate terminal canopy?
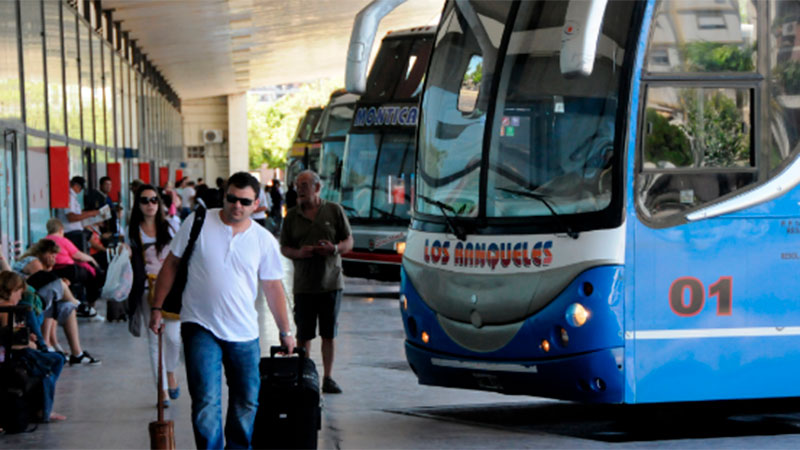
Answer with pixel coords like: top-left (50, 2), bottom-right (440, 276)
top-left (103, 0), bottom-right (443, 99)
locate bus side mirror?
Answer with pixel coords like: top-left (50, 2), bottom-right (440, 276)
top-left (346, 0), bottom-right (407, 95)
top-left (560, 0), bottom-right (608, 77)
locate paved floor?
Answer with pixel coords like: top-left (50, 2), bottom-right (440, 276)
top-left (5, 270), bottom-right (800, 449)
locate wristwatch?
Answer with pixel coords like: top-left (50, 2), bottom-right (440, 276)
top-left (279, 330), bottom-right (293, 338)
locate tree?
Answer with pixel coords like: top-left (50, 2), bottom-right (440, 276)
top-left (248, 79), bottom-right (342, 170)
top-left (680, 90), bottom-right (749, 167)
top-left (644, 108), bottom-right (691, 167)
top-left (683, 41), bottom-right (754, 72)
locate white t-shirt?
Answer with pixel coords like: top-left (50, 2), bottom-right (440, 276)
top-left (251, 189), bottom-right (270, 220)
top-left (125, 225), bottom-right (176, 276)
top-left (170, 208), bottom-right (283, 341)
top-left (179, 186), bottom-right (196, 209)
top-left (166, 215), bottom-right (181, 233)
top-left (63, 190), bottom-right (84, 233)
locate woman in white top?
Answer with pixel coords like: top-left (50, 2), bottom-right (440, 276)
top-left (127, 184), bottom-right (181, 406)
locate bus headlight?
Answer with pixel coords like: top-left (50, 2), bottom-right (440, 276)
top-left (400, 294), bottom-right (408, 310)
top-left (566, 303), bottom-right (590, 327)
top-left (395, 241), bottom-right (406, 255)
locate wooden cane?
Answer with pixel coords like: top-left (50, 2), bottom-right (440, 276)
top-left (149, 323), bottom-right (175, 450)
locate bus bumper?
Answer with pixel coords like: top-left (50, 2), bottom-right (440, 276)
top-left (405, 341), bottom-right (624, 403)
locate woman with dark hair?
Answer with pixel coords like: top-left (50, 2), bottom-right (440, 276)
top-left (127, 184), bottom-right (182, 405)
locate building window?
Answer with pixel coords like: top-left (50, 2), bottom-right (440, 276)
top-left (187, 146), bottom-right (205, 159)
top-left (697, 13), bottom-right (726, 30)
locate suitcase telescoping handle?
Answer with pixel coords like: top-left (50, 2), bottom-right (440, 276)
top-left (270, 345), bottom-right (306, 358)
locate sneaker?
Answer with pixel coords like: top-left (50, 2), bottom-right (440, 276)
top-left (69, 351), bottom-right (101, 366)
top-left (88, 313), bottom-right (105, 323)
top-left (76, 304), bottom-right (97, 318)
top-left (322, 376), bottom-right (342, 394)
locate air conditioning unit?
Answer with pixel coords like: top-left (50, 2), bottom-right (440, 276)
top-left (202, 129), bottom-right (223, 144)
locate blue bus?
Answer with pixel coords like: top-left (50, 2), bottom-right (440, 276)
top-left (348, 0), bottom-right (800, 404)
top-left (341, 26), bottom-right (434, 281)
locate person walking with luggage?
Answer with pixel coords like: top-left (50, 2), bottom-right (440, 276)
top-left (280, 170), bottom-right (353, 394)
top-left (149, 172), bottom-right (295, 449)
top-left (127, 184), bottom-right (182, 407)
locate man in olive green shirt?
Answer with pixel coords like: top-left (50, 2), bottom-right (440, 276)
top-left (280, 170), bottom-right (353, 394)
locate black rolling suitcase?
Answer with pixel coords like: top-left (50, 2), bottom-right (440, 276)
top-left (252, 346), bottom-right (321, 449)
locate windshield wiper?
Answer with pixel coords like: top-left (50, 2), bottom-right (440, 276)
top-left (496, 187), bottom-right (579, 239)
top-left (372, 206), bottom-right (404, 222)
top-left (417, 195), bottom-right (468, 241)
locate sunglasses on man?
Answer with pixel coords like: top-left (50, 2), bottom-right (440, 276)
top-left (226, 193), bottom-right (255, 206)
top-left (138, 196), bottom-right (159, 205)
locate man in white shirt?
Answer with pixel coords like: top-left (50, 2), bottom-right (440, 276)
top-left (149, 172), bottom-right (295, 449)
top-left (59, 176), bottom-right (100, 250)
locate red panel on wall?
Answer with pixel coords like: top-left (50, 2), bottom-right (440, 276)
top-left (175, 169), bottom-right (183, 184)
top-left (49, 146), bottom-right (70, 208)
top-left (159, 167), bottom-right (169, 188)
top-left (107, 163), bottom-right (121, 202)
top-left (139, 162), bottom-right (151, 184)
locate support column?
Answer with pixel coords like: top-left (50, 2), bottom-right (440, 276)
top-left (227, 92), bottom-right (248, 174)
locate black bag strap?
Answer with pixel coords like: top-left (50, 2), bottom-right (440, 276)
top-left (183, 206), bottom-right (207, 260)
top-left (162, 207), bottom-right (206, 315)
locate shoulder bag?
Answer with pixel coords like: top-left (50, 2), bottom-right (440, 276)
top-left (162, 206), bottom-right (206, 315)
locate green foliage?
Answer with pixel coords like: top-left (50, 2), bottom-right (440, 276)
top-left (774, 60), bottom-right (800, 94)
top-left (248, 78), bottom-right (341, 170)
top-left (644, 108), bottom-right (691, 167)
top-left (680, 90), bottom-right (749, 167)
top-left (683, 41), bottom-right (754, 72)
top-left (469, 62), bottom-right (482, 85)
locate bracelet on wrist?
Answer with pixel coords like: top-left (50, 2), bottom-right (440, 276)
top-left (279, 330), bottom-right (293, 338)
top-left (151, 307), bottom-right (162, 312)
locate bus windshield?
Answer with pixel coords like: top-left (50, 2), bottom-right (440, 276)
top-left (320, 103), bottom-right (356, 201)
top-left (341, 132), bottom-right (414, 221)
top-left (324, 104), bottom-right (355, 138)
top-left (366, 34), bottom-right (433, 101)
top-left (295, 108), bottom-right (324, 143)
top-left (417, 0), bottom-right (636, 219)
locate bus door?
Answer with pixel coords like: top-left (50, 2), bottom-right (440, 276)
top-left (630, 0), bottom-right (799, 403)
top-left (1, 129), bottom-right (23, 259)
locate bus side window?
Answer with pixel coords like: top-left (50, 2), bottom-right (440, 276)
top-left (768, 0), bottom-right (800, 174)
top-left (638, 87), bottom-right (756, 223)
top-left (638, 0), bottom-right (764, 226)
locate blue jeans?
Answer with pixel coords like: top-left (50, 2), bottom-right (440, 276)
top-left (182, 322), bottom-right (260, 450)
top-left (25, 309), bottom-right (46, 351)
top-left (39, 351), bottom-right (65, 421)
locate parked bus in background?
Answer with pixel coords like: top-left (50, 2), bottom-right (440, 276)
top-left (318, 89), bottom-right (359, 202)
top-left (349, 0), bottom-right (800, 404)
top-left (286, 106), bottom-right (324, 187)
top-left (341, 25), bottom-right (434, 281)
